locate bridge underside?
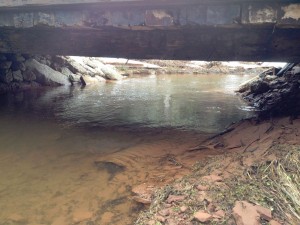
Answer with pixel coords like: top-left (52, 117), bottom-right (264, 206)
top-left (0, 1), bottom-right (300, 61)
top-left (1, 26), bottom-right (300, 62)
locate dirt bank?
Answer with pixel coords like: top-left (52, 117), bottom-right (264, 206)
top-left (134, 117), bottom-right (300, 225)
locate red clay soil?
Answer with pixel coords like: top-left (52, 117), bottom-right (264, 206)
top-left (134, 117), bottom-right (300, 225)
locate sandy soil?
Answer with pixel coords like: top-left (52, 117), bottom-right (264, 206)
top-left (135, 117), bottom-right (300, 225)
top-left (0, 115), bottom-right (213, 225)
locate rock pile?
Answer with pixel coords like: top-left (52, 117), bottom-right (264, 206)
top-left (237, 64), bottom-right (300, 116)
top-left (0, 54), bottom-right (123, 94)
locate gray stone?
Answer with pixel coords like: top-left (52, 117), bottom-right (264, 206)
top-left (86, 59), bottom-right (99, 69)
top-left (0, 61), bottom-right (12, 69)
top-left (0, 69), bottom-right (13, 83)
top-left (13, 70), bottom-right (23, 82)
top-left (69, 74), bottom-right (81, 82)
top-left (82, 58), bottom-right (123, 79)
top-left (61, 67), bottom-right (81, 82)
top-left (101, 65), bottom-right (123, 80)
top-left (11, 61), bottom-right (26, 71)
top-left (80, 75), bottom-right (105, 85)
top-left (46, 60), bottom-right (51, 66)
top-left (45, 55), bottom-right (52, 61)
top-left (14, 54), bottom-right (25, 62)
top-left (61, 67), bottom-right (73, 77)
top-left (39, 59), bottom-right (48, 65)
top-left (25, 59), bottom-right (70, 86)
top-left (33, 55), bottom-right (43, 61)
top-left (66, 57), bottom-right (125, 79)
top-left (50, 62), bottom-right (61, 71)
top-left (23, 70), bottom-right (36, 81)
top-left (66, 57), bottom-right (97, 76)
top-left (292, 66), bottom-right (300, 75)
top-left (237, 76), bottom-right (260, 93)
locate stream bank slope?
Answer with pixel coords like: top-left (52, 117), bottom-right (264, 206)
top-left (135, 117), bottom-right (300, 225)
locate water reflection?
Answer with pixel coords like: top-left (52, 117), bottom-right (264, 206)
top-left (1, 74), bottom-right (254, 133)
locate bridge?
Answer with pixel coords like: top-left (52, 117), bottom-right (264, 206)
top-left (0, 0), bottom-right (300, 61)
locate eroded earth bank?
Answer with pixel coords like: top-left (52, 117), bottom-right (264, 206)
top-left (135, 117), bottom-right (300, 225)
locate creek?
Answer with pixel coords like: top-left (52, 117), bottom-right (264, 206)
top-left (0, 74), bottom-right (254, 225)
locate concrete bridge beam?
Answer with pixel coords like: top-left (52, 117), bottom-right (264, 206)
top-left (0, 1), bottom-right (299, 61)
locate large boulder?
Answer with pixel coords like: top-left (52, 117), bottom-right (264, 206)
top-left (25, 59), bottom-right (70, 86)
top-left (80, 75), bottom-right (106, 85)
top-left (66, 56), bottom-right (123, 80)
top-left (12, 70), bottom-right (23, 82)
top-left (236, 76), bottom-right (260, 93)
top-left (65, 56), bottom-right (103, 77)
top-left (0, 61), bottom-right (12, 70)
top-left (101, 64), bottom-right (123, 80)
top-left (23, 70), bottom-right (36, 81)
top-left (86, 58), bottom-right (123, 80)
top-left (11, 61), bottom-right (26, 72)
top-left (0, 69), bottom-right (13, 83)
top-left (292, 66), bottom-right (300, 75)
top-left (61, 67), bottom-right (81, 82)
top-left (61, 67), bottom-right (74, 77)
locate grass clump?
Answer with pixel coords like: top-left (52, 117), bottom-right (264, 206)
top-left (254, 145), bottom-right (300, 224)
top-left (211, 145), bottom-right (300, 224)
top-left (135, 144), bottom-right (300, 225)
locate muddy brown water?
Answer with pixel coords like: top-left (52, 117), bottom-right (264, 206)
top-left (0, 74), bottom-right (254, 225)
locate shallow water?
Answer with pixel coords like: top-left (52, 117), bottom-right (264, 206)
top-left (2, 74), bottom-right (253, 132)
top-left (0, 74), bottom-right (254, 225)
